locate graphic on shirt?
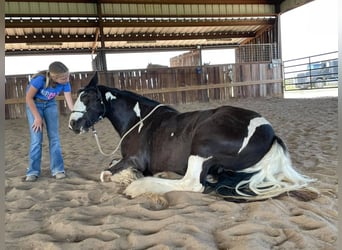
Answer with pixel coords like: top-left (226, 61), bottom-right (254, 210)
top-left (41, 89), bottom-right (58, 100)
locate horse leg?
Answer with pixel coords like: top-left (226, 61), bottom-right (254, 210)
top-left (100, 159), bottom-right (143, 185)
top-left (123, 155), bottom-right (209, 198)
top-left (153, 171), bottom-right (183, 179)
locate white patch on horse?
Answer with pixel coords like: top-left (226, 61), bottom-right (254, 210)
top-left (123, 155), bottom-right (211, 198)
top-left (105, 92), bottom-right (116, 101)
top-left (238, 117), bottom-right (271, 154)
top-left (133, 102), bottom-right (144, 133)
top-left (170, 132), bottom-right (174, 137)
top-left (69, 90), bottom-right (86, 124)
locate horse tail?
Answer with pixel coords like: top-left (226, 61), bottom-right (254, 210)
top-left (210, 136), bottom-right (317, 201)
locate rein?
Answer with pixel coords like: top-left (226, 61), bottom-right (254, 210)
top-left (92, 103), bottom-right (166, 156)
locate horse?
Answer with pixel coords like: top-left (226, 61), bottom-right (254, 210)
top-left (68, 73), bottom-right (315, 201)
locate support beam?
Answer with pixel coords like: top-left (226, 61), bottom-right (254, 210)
top-left (95, 0), bottom-right (107, 71)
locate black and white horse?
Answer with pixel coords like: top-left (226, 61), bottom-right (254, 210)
top-left (69, 73), bottom-right (315, 201)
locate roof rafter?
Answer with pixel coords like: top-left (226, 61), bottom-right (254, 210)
top-left (6, 0), bottom-right (282, 4)
top-left (6, 30), bottom-right (256, 44)
top-left (5, 0), bottom-right (282, 55)
top-left (6, 17), bottom-right (275, 28)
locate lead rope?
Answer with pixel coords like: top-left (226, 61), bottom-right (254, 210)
top-left (92, 103), bottom-right (166, 156)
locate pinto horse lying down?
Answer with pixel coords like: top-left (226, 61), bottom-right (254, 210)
top-left (69, 73), bottom-right (315, 201)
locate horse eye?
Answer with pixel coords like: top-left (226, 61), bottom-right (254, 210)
top-left (80, 93), bottom-right (87, 100)
top-left (80, 93), bottom-right (90, 105)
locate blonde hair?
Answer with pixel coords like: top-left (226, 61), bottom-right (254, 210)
top-left (46, 61), bottom-right (69, 87)
top-left (32, 61), bottom-right (69, 88)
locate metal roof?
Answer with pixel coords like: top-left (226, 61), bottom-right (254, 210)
top-left (4, 0), bottom-right (312, 55)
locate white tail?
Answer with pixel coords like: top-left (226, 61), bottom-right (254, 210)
top-left (234, 140), bottom-right (317, 200)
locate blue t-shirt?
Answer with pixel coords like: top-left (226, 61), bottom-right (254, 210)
top-left (27, 75), bottom-right (71, 101)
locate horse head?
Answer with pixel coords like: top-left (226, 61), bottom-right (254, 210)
top-left (69, 72), bottom-right (106, 134)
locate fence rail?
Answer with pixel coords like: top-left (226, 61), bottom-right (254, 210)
top-left (283, 51), bottom-right (338, 91)
top-left (5, 63), bottom-right (283, 119)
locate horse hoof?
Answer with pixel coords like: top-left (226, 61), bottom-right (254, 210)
top-left (100, 170), bottom-right (113, 182)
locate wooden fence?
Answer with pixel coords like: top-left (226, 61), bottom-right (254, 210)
top-left (5, 62), bottom-right (283, 119)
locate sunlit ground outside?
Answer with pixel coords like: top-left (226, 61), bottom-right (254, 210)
top-left (284, 87), bottom-right (338, 99)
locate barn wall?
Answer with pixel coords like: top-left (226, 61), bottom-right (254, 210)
top-left (170, 50), bottom-right (201, 67)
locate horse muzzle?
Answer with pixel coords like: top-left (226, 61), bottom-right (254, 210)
top-left (69, 119), bottom-right (88, 134)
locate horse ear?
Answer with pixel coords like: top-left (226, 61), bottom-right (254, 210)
top-left (88, 72), bottom-right (99, 87)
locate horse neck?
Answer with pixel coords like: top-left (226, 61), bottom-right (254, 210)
top-left (106, 98), bottom-right (159, 137)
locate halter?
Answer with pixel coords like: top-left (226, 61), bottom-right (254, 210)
top-left (92, 103), bottom-right (166, 156)
top-left (71, 87), bottom-right (106, 126)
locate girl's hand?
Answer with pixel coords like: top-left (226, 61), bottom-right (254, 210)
top-left (32, 117), bottom-right (43, 132)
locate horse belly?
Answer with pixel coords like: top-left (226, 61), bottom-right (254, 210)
top-left (149, 136), bottom-right (192, 175)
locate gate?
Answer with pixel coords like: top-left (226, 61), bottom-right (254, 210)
top-left (283, 51), bottom-right (338, 91)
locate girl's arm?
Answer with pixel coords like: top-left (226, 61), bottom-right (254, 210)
top-left (26, 86), bottom-right (43, 132)
top-left (64, 91), bottom-right (74, 111)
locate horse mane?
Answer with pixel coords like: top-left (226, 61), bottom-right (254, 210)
top-left (98, 85), bottom-right (169, 108)
top-left (122, 90), bottom-right (161, 106)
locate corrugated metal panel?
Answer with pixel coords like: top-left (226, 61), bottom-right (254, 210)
top-left (6, 2), bottom-right (97, 15)
top-left (280, 0), bottom-right (313, 13)
top-left (101, 3), bottom-right (275, 16)
top-left (6, 2), bottom-right (276, 16)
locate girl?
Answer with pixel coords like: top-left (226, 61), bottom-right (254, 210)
top-left (25, 61), bottom-right (74, 181)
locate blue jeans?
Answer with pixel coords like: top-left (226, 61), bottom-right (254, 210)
top-left (26, 100), bottom-right (65, 177)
